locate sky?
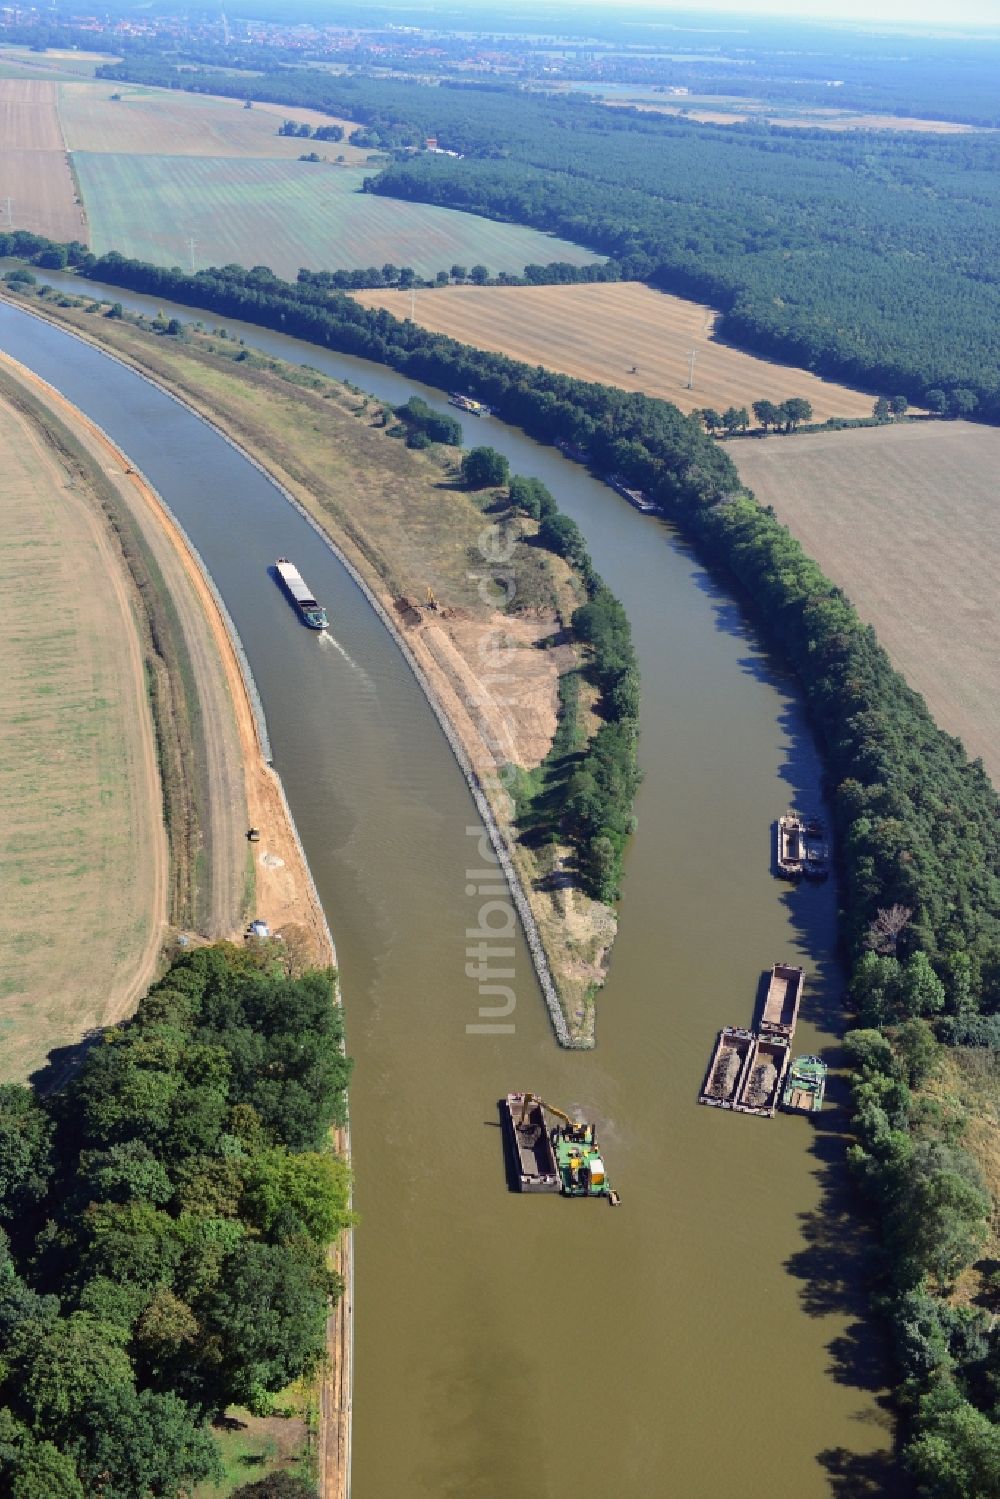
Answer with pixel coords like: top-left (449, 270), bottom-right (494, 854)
top-left (572, 0), bottom-right (1000, 26)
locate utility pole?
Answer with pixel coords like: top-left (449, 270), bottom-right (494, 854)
top-left (188, 235), bottom-right (196, 273)
top-left (686, 347), bottom-right (697, 390)
top-left (3, 198), bottom-right (12, 229)
top-left (410, 285), bottom-right (416, 321)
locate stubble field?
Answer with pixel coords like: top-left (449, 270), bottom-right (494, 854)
top-left (0, 367), bottom-right (166, 1081)
top-left (352, 281), bottom-right (876, 422)
top-left (734, 420), bottom-right (1000, 787)
top-left (0, 80), bottom-right (86, 241)
top-left (58, 81), bottom-right (375, 164)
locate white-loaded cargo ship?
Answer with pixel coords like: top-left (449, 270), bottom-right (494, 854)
top-left (274, 558), bottom-right (328, 630)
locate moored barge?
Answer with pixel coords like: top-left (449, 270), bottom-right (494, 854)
top-left (776, 810), bottom-right (830, 880)
top-left (501, 1093), bottom-right (559, 1193)
top-left (274, 558), bottom-right (329, 630)
top-left (782, 1055), bottom-right (828, 1114)
top-left (699, 1026), bottom-right (755, 1109)
top-left (449, 391), bottom-right (487, 415)
top-left (759, 962), bottom-right (805, 1040)
top-left (734, 1034), bottom-right (791, 1118)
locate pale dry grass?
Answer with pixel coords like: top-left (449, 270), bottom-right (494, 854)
top-left (0, 380), bottom-right (166, 1080)
top-left (352, 282), bottom-right (876, 423)
top-left (58, 79), bottom-right (373, 164)
top-left (734, 420), bottom-right (1000, 787)
top-left (0, 79), bottom-right (86, 240)
top-left (605, 98), bottom-right (983, 134)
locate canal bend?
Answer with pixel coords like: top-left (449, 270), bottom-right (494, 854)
top-left (0, 295), bottom-right (888, 1498)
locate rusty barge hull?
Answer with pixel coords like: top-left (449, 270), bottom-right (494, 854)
top-left (733, 1035), bottom-right (791, 1118)
top-left (501, 1093), bottom-right (559, 1193)
top-left (759, 962), bottom-right (805, 1040)
top-left (698, 1026), bottom-right (755, 1109)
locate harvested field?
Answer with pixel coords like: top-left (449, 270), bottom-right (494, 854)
top-left (72, 152), bottom-right (601, 280)
top-left (734, 420), bottom-right (1000, 787)
top-left (604, 99), bottom-right (985, 133)
top-left (0, 45), bottom-right (116, 80)
top-left (354, 281), bottom-right (874, 422)
top-left (58, 80), bottom-right (374, 164)
top-left (0, 78), bottom-right (65, 148)
top-left (0, 366), bottom-right (167, 1081)
top-left (0, 80), bottom-right (86, 241)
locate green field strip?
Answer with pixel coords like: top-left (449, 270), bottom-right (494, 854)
top-left (71, 152), bottom-right (601, 280)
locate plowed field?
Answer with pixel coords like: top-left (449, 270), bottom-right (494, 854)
top-left (0, 80), bottom-right (85, 240)
top-left (735, 420), bottom-right (1000, 787)
top-left (352, 282), bottom-right (875, 422)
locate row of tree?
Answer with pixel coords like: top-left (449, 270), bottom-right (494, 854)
top-left (695, 398), bottom-right (814, 436)
top-left (0, 945), bottom-right (350, 1496)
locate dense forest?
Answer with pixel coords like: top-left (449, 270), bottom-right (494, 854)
top-left (0, 945), bottom-right (350, 1496)
top-left (92, 60), bottom-right (1000, 422)
top-left (11, 234), bottom-right (1000, 1489)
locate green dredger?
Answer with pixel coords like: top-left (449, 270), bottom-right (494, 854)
top-left (504, 1093), bottom-right (620, 1205)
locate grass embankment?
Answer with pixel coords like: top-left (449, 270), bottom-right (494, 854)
top-left (0, 368), bottom-right (167, 1079)
top-left (0, 364), bottom-right (211, 933)
top-left (15, 285), bottom-right (616, 1039)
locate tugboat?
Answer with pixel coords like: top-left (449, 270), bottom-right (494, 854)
top-left (782, 1055), bottom-right (828, 1113)
top-left (501, 1093), bottom-right (619, 1204)
top-left (274, 558), bottom-right (329, 630)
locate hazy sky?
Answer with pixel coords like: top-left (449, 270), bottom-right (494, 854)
top-left (575, 0), bottom-right (1000, 25)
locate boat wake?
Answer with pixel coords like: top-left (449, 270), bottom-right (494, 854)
top-left (318, 629), bottom-right (372, 684)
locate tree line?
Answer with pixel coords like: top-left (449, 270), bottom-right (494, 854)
top-left (0, 945), bottom-right (350, 1497)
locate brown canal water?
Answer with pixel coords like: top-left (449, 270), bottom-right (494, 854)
top-left (2, 290), bottom-right (893, 1496)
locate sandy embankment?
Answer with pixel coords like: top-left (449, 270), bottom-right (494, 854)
top-left (0, 349), bottom-right (351, 1499)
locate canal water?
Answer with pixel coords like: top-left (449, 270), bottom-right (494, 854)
top-left (1, 290), bottom-right (892, 1496)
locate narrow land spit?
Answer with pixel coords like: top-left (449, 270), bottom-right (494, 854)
top-left (353, 281), bottom-right (878, 423)
top-left (735, 419), bottom-right (1000, 788)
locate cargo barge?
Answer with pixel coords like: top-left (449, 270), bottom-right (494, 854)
top-left (782, 1055), bottom-right (828, 1114)
top-left (449, 392), bottom-right (488, 415)
top-left (699, 1026), bottom-right (755, 1109)
top-left (734, 1034), bottom-right (791, 1117)
top-left (759, 962), bottom-right (805, 1040)
top-left (776, 811), bottom-right (829, 881)
top-left (502, 1093), bottom-right (618, 1203)
top-left (274, 558), bottom-right (329, 630)
top-left (501, 1093), bottom-right (560, 1193)
top-left (607, 473), bottom-right (659, 514)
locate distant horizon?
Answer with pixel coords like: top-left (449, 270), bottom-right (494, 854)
top-left (325, 0), bottom-right (1000, 32)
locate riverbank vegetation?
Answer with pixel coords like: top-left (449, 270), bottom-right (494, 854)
top-left (0, 943), bottom-right (350, 1497)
